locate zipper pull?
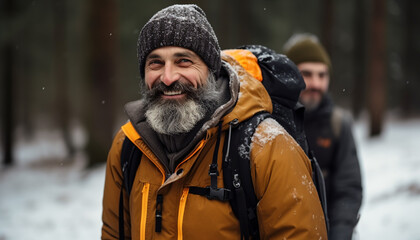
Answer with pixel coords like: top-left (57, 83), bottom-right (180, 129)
top-left (230, 118), bottom-right (239, 128)
top-left (155, 194), bottom-right (163, 232)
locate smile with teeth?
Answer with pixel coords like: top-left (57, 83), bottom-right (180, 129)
top-left (163, 90), bottom-right (182, 96)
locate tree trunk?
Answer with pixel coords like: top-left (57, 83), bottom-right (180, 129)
top-left (352, 0), bottom-right (367, 117)
top-left (401, 0), bottom-right (420, 117)
top-left (218, 0), bottom-right (234, 48)
top-left (2, 47), bottom-right (15, 166)
top-left (85, 0), bottom-right (117, 167)
top-left (2, 0), bottom-right (17, 166)
top-left (367, 0), bottom-right (386, 137)
top-left (53, 0), bottom-right (75, 159)
top-left (321, 0), bottom-right (334, 55)
top-left (236, 0), bottom-right (252, 46)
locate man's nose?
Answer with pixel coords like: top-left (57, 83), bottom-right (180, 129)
top-left (161, 63), bottom-right (180, 86)
top-left (307, 75), bottom-right (322, 89)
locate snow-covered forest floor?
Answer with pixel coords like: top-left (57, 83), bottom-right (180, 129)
top-left (1, 115), bottom-right (420, 240)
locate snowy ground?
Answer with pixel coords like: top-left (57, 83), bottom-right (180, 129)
top-left (354, 117), bottom-right (420, 240)
top-left (1, 116), bottom-right (420, 240)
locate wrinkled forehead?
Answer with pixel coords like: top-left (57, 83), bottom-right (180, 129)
top-left (146, 46), bottom-right (199, 60)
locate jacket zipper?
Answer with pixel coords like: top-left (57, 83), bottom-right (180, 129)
top-left (177, 188), bottom-right (189, 240)
top-left (140, 183), bottom-right (150, 240)
top-left (135, 140), bottom-right (167, 185)
top-left (174, 139), bottom-right (206, 173)
top-left (122, 122), bottom-right (166, 185)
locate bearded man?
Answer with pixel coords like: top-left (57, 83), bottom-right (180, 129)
top-left (284, 33), bottom-right (363, 240)
top-left (101, 5), bottom-right (327, 240)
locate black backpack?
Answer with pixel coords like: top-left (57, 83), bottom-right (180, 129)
top-left (118, 45), bottom-right (329, 240)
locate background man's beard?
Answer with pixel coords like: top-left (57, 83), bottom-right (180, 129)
top-left (143, 74), bottom-right (220, 135)
top-left (301, 99), bottom-right (320, 111)
top-left (300, 88), bottom-right (324, 111)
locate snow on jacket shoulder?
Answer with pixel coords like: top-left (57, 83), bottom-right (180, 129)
top-left (101, 53), bottom-right (327, 240)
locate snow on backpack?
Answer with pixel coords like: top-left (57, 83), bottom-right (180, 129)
top-left (118, 45), bottom-right (329, 240)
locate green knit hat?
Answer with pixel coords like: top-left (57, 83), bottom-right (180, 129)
top-left (283, 33), bottom-right (332, 72)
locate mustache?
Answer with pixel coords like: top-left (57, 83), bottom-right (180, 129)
top-left (305, 88), bottom-right (323, 94)
top-left (146, 81), bottom-right (200, 101)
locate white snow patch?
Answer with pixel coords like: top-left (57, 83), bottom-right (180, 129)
top-left (291, 187), bottom-right (301, 202)
top-left (0, 163), bottom-right (104, 240)
top-left (353, 117), bottom-right (420, 240)
top-left (251, 118), bottom-right (285, 148)
top-left (301, 174), bottom-right (314, 195)
top-left (257, 52), bottom-right (274, 61)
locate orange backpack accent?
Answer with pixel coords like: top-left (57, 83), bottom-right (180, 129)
top-left (223, 49), bottom-right (263, 82)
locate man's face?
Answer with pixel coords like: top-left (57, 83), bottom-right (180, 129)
top-left (297, 62), bottom-right (330, 111)
top-left (144, 46), bottom-right (209, 95)
top-left (142, 46), bottom-right (219, 135)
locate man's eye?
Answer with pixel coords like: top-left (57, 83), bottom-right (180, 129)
top-left (301, 71), bottom-right (312, 77)
top-left (319, 72), bottom-right (328, 78)
top-left (178, 59), bottom-right (192, 65)
top-left (149, 60), bottom-right (162, 65)
top-left (147, 60), bottom-right (163, 68)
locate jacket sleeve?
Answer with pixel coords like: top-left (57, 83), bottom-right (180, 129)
top-left (250, 119), bottom-right (328, 240)
top-left (328, 115), bottom-right (363, 240)
top-left (101, 130), bottom-right (131, 240)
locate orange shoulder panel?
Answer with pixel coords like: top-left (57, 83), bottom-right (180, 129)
top-left (121, 121), bottom-right (140, 143)
top-left (223, 49), bottom-right (263, 82)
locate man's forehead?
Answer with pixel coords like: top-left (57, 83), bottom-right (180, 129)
top-left (147, 46), bottom-right (198, 59)
top-left (297, 62), bottom-right (328, 72)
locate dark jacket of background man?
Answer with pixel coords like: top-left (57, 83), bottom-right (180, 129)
top-left (284, 33), bottom-right (363, 240)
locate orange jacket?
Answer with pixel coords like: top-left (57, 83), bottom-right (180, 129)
top-left (101, 53), bottom-right (327, 239)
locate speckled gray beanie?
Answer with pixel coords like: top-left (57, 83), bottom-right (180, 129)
top-left (137, 4), bottom-right (221, 78)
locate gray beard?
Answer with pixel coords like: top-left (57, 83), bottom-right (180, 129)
top-left (143, 74), bottom-right (220, 135)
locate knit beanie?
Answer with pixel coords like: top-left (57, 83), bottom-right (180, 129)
top-left (283, 33), bottom-right (332, 72)
top-left (137, 4), bottom-right (221, 78)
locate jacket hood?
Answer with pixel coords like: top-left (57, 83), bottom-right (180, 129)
top-left (238, 45), bottom-right (306, 109)
top-left (218, 52), bottom-right (273, 129)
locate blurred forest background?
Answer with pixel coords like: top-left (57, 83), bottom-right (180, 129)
top-left (1, 0), bottom-right (420, 167)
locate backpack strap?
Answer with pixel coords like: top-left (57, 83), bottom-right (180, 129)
top-left (331, 107), bottom-right (344, 138)
top-left (119, 186), bottom-right (125, 240)
top-left (119, 137), bottom-right (143, 240)
top-left (308, 149), bottom-right (330, 232)
top-left (121, 137), bottom-right (142, 195)
top-left (188, 112), bottom-right (270, 239)
top-left (223, 111), bottom-right (272, 240)
top-left (189, 121), bottom-right (233, 201)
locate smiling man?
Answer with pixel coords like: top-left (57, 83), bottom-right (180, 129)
top-left (142, 47), bottom-right (220, 136)
top-left (101, 5), bottom-right (327, 240)
top-left (284, 33), bottom-right (363, 240)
